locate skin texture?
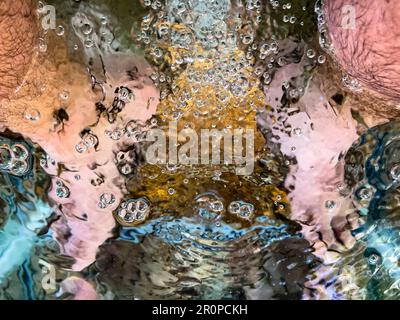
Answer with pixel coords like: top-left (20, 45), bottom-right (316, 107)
top-left (324, 0), bottom-right (400, 102)
top-left (0, 0), bottom-right (38, 100)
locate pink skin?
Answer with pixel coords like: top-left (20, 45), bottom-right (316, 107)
top-left (324, 0), bottom-right (400, 102)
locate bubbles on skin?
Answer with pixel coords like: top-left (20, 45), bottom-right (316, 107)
top-left (56, 25), bottom-right (65, 37)
top-left (116, 198), bottom-right (151, 225)
top-left (367, 253), bottom-right (381, 266)
top-left (314, 0), bottom-right (334, 54)
top-left (0, 142), bottom-right (31, 176)
top-left (390, 164), bottom-right (400, 181)
top-left (55, 180), bottom-right (70, 199)
top-left (228, 201), bottom-right (255, 220)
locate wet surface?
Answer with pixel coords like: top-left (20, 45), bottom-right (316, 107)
top-left (0, 0), bottom-right (399, 300)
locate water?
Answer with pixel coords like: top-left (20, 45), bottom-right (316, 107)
top-left (0, 0), bottom-right (399, 300)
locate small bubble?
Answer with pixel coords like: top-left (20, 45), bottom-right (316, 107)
top-left (84, 38), bottom-right (94, 48)
top-left (306, 49), bottom-right (316, 59)
top-left (390, 164), bottom-right (400, 180)
top-left (325, 200), bottom-right (336, 210)
top-left (56, 181), bottom-right (70, 198)
top-left (24, 109), bottom-right (41, 122)
top-left (75, 141), bottom-right (87, 154)
top-left (0, 147), bottom-right (12, 170)
top-left (59, 91), bottom-right (70, 100)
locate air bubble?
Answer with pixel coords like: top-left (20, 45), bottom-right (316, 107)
top-left (11, 144), bottom-right (29, 160)
top-left (0, 147), bottom-right (12, 170)
top-left (56, 181), bottom-right (70, 198)
top-left (390, 164), bottom-right (400, 180)
top-left (317, 55), bottom-right (326, 64)
top-left (306, 49), bottom-right (316, 59)
top-left (82, 24), bottom-right (93, 35)
top-left (24, 109), bottom-right (41, 122)
top-left (325, 200), bottom-right (336, 210)
top-left (98, 193), bottom-right (116, 209)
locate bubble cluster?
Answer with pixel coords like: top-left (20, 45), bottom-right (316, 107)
top-left (116, 197), bottom-right (151, 225)
top-left (0, 143), bottom-right (30, 176)
top-left (24, 108), bottom-right (41, 122)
